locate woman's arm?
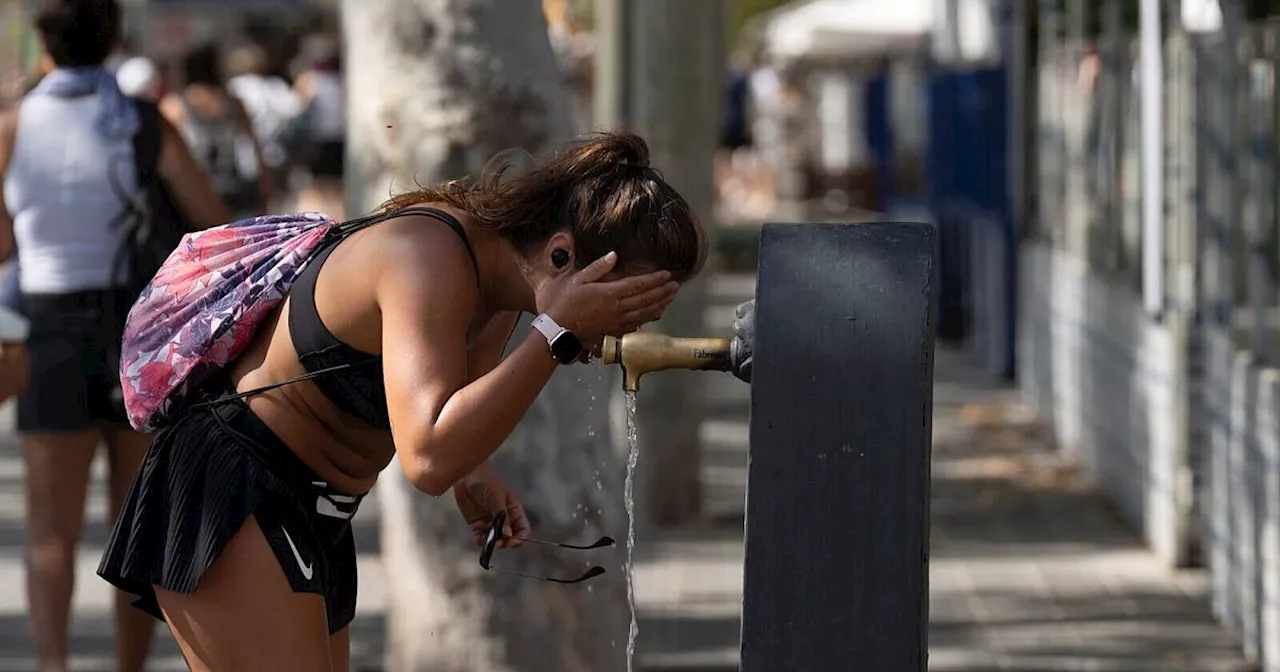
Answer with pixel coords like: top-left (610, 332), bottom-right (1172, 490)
top-left (155, 112), bottom-right (231, 230)
top-left (378, 214), bottom-right (673, 496)
top-left (0, 109), bottom-right (16, 262)
top-left (467, 311), bottom-right (520, 382)
top-left (377, 222), bottom-right (557, 497)
top-left (457, 310), bottom-right (520, 478)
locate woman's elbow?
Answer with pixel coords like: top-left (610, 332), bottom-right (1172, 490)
top-left (417, 474), bottom-right (453, 499)
top-left (399, 453), bottom-right (456, 497)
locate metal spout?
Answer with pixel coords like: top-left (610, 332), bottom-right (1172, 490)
top-left (600, 331), bottom-right (732, 392)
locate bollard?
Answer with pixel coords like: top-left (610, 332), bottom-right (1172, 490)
top-left (740, 222), bottom-right (938, 671)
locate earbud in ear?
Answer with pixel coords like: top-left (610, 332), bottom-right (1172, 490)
top-left (551, 249), bottom-right (570, 269)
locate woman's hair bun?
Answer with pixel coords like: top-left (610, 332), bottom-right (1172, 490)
top-left (586, 131), bottom-right (650, 169)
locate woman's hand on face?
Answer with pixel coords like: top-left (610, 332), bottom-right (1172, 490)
top-left (455, 462), bottom-right (530, 549)
top-left (537, 251), bottom-right (680, 343)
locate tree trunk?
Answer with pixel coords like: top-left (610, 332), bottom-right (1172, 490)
top-left (342, 2), bottom-right (629, 670)
top-left (627, 0), bottom-right (725, 527)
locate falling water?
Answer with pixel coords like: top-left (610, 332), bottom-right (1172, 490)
top-left (623, 390), bottom-right (640, 672)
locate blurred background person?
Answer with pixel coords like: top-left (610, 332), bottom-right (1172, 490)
top-left (226, 43), bottom-right (301, 212)
top-left (289, 33), bottom-right (345, 220)
top-left (0, 2), bottom-right (228, 669)
top-left (162, 43), bottom-right (274, 220)
top-left (715, 51), bottom-right (754, 211)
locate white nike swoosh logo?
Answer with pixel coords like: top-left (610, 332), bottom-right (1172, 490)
top-left (316, 497), bottom-right (354, 520)
top-left (281, 526), bottom-right (314, 581)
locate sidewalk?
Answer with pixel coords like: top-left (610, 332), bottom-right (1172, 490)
top-left (925, 346), bottom-right (1249, 672)
top-left (635, 274), bottom-right (1252, 671)
top-left (0, 273), bottom-right (1256, 671)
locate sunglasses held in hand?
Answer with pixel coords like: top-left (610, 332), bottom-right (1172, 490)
top-left (479, 510), bottom-right (615, 584)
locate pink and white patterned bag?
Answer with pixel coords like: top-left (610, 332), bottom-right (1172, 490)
top-left (119, 212), bottom-right (341, 432)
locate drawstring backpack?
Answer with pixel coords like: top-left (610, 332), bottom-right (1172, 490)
top-left (118, 206), bottom-right (461, 433)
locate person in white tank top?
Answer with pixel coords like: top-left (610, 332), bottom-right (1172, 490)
top-left (0, 3), bottom-right (228, 669)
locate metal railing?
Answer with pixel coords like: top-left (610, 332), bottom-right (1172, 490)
top-left (1027, 10), bottom-right (1280, 668)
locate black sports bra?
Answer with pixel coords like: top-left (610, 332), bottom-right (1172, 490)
top-left (285, 206), bottom-right (477, 428)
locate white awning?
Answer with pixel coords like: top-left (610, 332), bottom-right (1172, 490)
top-left (765, 0), bottom-right (933, 63)
top-left (763, 0), bottom-right (999, 65)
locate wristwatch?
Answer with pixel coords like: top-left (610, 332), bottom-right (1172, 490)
top-left (531, 313), bottom-right (584, 365)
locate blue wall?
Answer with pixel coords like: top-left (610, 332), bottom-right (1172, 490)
top-left (865, 72), bottom-right (893, 206)
top-left (926, 64), bottom-right (1015, 378)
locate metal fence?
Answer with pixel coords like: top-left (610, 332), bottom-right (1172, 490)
top-left (1022, 12), bottom-right (1280, 670)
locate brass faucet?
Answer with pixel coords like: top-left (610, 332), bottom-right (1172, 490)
top-left (600, 331), bottom-right (732, 392)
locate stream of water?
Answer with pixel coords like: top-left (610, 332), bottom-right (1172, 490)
top-left (623, 390), bottom-right (640, 672)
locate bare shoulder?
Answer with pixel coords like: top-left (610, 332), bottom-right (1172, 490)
top-left (364, 206), bottom-right (481, 302)
top-left (158, 94), bottom-right (185, 124)
top-left (368, 205), bottom-right (477, 259)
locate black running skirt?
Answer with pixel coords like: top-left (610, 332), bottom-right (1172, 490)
top-left (97, 381), bottom-right (365, 633)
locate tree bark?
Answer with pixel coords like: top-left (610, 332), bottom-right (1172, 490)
top-left (342, 2), bottom-right (629, 670)
top-left (627, 0), bottom-right (725, 527)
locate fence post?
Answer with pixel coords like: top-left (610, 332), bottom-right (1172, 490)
top-left (1140, 0), bottom-right (1166, 314)
top-left (1224, 0), bottom-right (1242, 331)
top-left (1247, 30), bottom-right (1271, 362)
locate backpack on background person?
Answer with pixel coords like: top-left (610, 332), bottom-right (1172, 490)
top-left (102, 97), bottom-right (197, 417)
top-left (177, 94), bottom-right (263, 215)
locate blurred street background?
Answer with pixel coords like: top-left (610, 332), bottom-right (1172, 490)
top-left (2, 0), bottom-right (1280, 670)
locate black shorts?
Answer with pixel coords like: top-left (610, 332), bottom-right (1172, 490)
top-left (18, 289), bottom-right (133, 432)
top-left (97, 381), bottom-right (365, 633)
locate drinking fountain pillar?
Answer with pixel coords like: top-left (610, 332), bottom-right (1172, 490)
top-left (740, 222), bottom-right (938, 671)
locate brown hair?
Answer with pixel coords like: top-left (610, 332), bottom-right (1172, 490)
top-left (35, 0), bottom-right (121, 67)
top-left (381, 132), bottom-right (707, 283)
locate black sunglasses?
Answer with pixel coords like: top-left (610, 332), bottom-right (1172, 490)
top-left (479, 510), bottom-right (615, 584)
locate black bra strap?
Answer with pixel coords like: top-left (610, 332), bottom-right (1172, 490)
top-left (187, 359), bottom-right (382, 413)
top-left (340, 206), bottom-right (480, 282)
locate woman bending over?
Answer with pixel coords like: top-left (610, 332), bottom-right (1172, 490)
top-left (98, 131), bottom-right (706, 671)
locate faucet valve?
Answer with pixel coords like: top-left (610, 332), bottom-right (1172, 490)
top-left (600, 332), bottom-right (732, 392)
